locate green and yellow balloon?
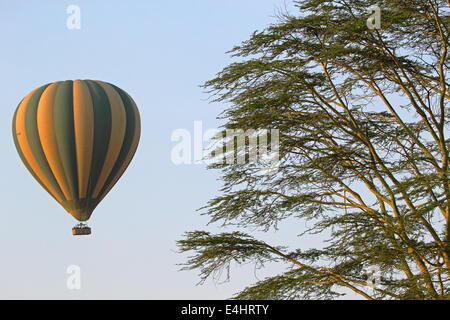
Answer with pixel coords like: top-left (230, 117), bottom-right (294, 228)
top-left (12, 80), bottom-right (141, 234)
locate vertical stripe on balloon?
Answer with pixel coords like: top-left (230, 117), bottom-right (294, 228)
top-left (83, 80), bottom-right (112, 200)
top-left (91, 81), bottom-right (127, 198)
top-left (36, 82), bottom-right (74, 201)
top-left (98, 88), bottom-right (141, 203)
top-left (23, 84), bottom-right (67, 202)
top-left (73, 80), bottom-right (95, 199)
top-left (53, 80), bottom-right (79, 201)
top-left (13, 93), bottom-right (64, 203)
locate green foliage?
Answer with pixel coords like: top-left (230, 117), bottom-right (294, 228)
top-left (178, 0), bottom-right (450, 299)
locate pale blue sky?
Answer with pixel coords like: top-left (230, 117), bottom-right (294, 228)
top-left (0, 0), bottom-right (336, 299)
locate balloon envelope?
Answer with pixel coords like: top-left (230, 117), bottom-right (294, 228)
top-left (12, 80), bottom-right (141, 221)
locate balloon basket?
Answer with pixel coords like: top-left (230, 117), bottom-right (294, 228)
top-left (72, 223), bottom-right (91, 236)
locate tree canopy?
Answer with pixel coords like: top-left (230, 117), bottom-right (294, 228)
top-left (178, 0), bottom-right (450, 299)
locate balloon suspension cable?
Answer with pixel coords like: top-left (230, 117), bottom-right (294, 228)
top-left (74, 222), bottom-right (89, 228)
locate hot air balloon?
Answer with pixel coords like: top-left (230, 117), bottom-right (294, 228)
top-left (12, 80), bottom-right (141, 235)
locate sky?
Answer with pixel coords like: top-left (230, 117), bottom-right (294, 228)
top-left (0, 0), bottom-right (324, 299)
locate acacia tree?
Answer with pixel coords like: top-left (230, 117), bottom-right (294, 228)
top-left (177, 0), bottom-right (450, 299)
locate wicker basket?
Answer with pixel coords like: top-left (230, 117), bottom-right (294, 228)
top-left (72, 226), bottom-right (91, 236)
